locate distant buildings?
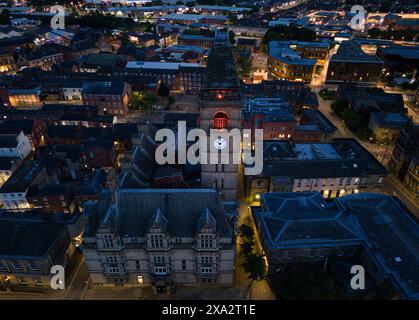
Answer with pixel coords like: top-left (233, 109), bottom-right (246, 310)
top-left (252, 192), bottom-right (419, 300)
top-left (242, 79), bottom-right (319, 113)
top-left (246, 138), bottom-right (388, 203)
top-left (268, 41), bottom-right (317, 82)
top-left (82, 189), bottom-right (235, 292)
top-left (125, 61), bottom-right (205, 93)
top-left (82, 81), bottom-right (132, 116)
top-left (338, 85), bottom-right (406, 115)
top-left (177, 29), bottom-right (229, 49)
top-left (243, 97), bottom-right (335, 143)
top-left (326, 41), bottom-right (384, 84)
top-left (159, 13), bottom-right (227, 26)
top-left (5, 86), bottom-right (42, 109)
top-left (0, 159), bottom-right (48, 211)
top-left (376, 45), bottom-right (419, 77)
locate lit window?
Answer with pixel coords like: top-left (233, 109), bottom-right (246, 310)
top-left (213, 112), bottom-right (228, 130)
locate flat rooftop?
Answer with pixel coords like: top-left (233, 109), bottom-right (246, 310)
top-left (126, 61), bottom-right (202, 70)
top-left (0, 159), bottom-right (44, 193)
top-left (379, 45), bottom-right (419, 60)
top-left (331, 41), bottom-right (384, 63)
top-left (294, 143), bottom-right (341, 160)
top-left (161, 13), bottom-right (227, 21)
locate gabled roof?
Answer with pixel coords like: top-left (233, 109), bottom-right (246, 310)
top-left (147, 208), bottom-right (168, 233)
top-left (0, 213), bottom-right (66, 258)
top-left (90, 189), bottom-right (232, 239)
top-left (197, 208), bottom-right (217, 232)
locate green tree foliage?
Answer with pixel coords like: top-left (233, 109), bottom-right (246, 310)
top-left (131, 91), bottom-right (156, 110)
top-left (0, 9), bottom-right (10, 25)
top-left (66, 13), bottom-right (135, 29)
top-left (238, 224), bottom-right (265, 282)
top-left (263, 25), bottom-right (316, 45)
top-left (400, 81), bottom-right (418, 91)
top-left (331, 99), bottom-right (348, 114)
top-left (241, 253), bottom-right (265, 281)
top-left (238, 224), bottom-right (254, 240)
top-left (331, 99), bottom-right (371, 140)
top-left (158, 83), bottom-right (171, 98)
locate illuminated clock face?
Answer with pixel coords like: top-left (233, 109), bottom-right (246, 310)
top-left (214, 137), bottom-right (227, 150)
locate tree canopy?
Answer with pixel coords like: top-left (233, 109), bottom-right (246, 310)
top-left (263, 25), bottom-right (316, 45)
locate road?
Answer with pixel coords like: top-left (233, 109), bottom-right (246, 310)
top-left (63, 254), bottom-right (90, 300)
top-left (383, 175), bottom-right (419, 218)
top-left (233, 162), bottom-right (276, 300)
top-left (311, 87), bottom-right (419, 218)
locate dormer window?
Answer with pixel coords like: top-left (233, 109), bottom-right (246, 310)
top-left (103, 235), bottom-right (114, 248)
top-left (199, 234), bottom-right (216, 249)
top-left (149, 234), bottom-right (164, 249)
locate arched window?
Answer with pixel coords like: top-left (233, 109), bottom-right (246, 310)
top-left (213, 111), bottom-right (229, 130)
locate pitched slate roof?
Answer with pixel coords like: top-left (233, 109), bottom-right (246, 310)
top-left (0, 213), bottom-right (66, 258)
top-left (95, 189), bottom-right (231, 239)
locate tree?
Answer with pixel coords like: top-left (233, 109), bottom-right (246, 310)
top-left (263, 25), bottom-right (316, 45)
top-left (158, 83), bottom-right (170, 98)
top-left (229, 30), bottom-right (236, 45)
top-left (131, 91), bottom-right (156, 110)
top-left (238, 224), bottom-right (254, 240)
top-left (0, 9), bottom-right (10, 25)
top-left (228, 13), bottom-right (238, 25)
top-left (240, 239), bottom-right (255, 256)
top-left (331, 99), bottom-right (348, 115)
top-left (167, 95), bottom-right (176, 106)
top-left (241, 253), bottom-right (265, 281)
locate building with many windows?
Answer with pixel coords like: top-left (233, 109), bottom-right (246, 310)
top-left (0, 212), bottom-right (75, 288)
top-left (0, 159), bottom-right (48, 211)
top-left (326, 41), bottom-right (384, 84)
top-left (82, 81), bottom-right (132, 116)
top-left (0, 131), bottom-right (32, 160)
top-left (268, 41), bottom-right (317, 82)
top-left (246, 139), bottom-right (388, 203)
top-left (252, 192), bottom-right (419, 300)
top-left (388, 123), bottom-right (419, 197)
top-left (82, 189), bottom-right (235, 293)
top-left (125, 61), bottom-right (205, 94)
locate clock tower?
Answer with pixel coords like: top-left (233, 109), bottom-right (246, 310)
top-left (199, 44), bottom-right (242, 201)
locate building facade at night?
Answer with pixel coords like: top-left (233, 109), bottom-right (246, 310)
top-left (326, 41), bottom-right (384, 84)
top-left (82, 189), bottom-right (235, 293)
top-left (199, 44), bottom-right (242, 201)
top-left (252, 192), bottom-right (419, 300)
top-left (388, 124), bottom-right (419, 196)
top-left (82, 81), bottom-right (132, 116)
top-left (246, 139), bottom-right (388, 203)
